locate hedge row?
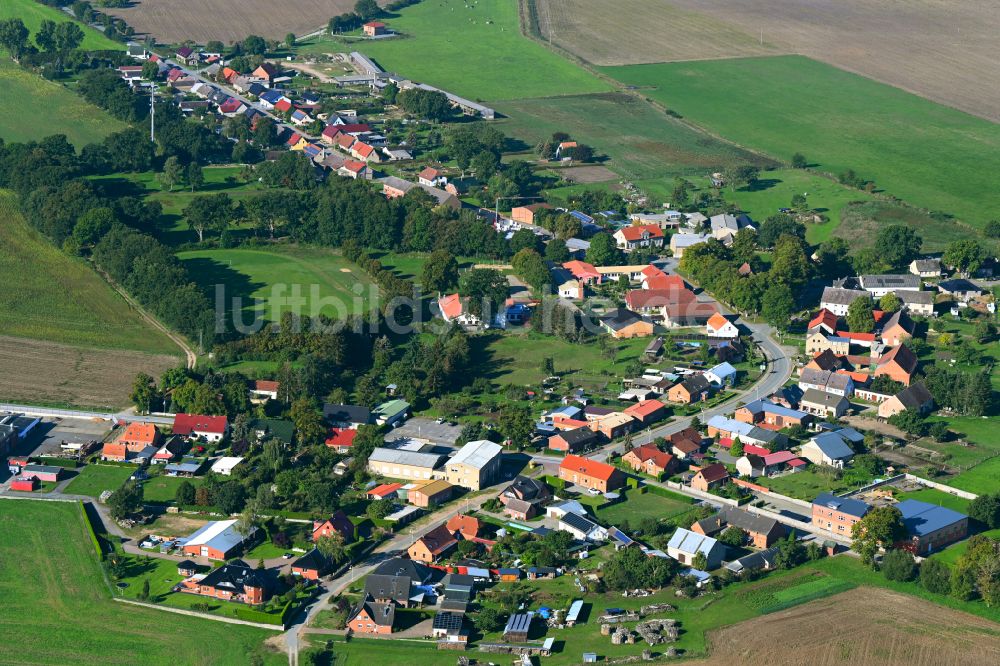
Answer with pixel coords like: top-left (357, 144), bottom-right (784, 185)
top-left (79, 501), bottom-right (105, 562)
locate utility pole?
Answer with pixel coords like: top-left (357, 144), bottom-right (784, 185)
top-left (149, 83), bottom-right (155, 143)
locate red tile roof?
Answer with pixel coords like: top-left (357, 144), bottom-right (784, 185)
top-left (321, 125), bottom-right (341, 139)
top-left (808, 309), bottom-right (840, 331)
top-left (117, 422), bottom-right (159, 446)
top-left (624, 399), bottom-right (666, 419)
top-left (563, 260), bottom-right (601, 280)
top-left (618, 224), bottom-right (664, 241)
top-left (285, 132), bottom-right (302, 146)
top-left (418, 167), bottom-right (440, 181)
top-left (446, 514), bottom-right (481, 539)
top-left (338, 123), bottom-right (371, 134)
top-left (560, 454), bottom-right (618, 481)
top-left (628, 444), bottom-right (674, 470)
top-left (341, 159), bottom-right (366, 174)
top-left (742, 444), bottom-right (770, 456)
top-left (252, 380), bottom-right (279, 393)
top-left (274, 99), bottom-right (293, 113)
top-left (325, 428), bottom-right (357, 449)
top-left (336, 133), bottom-right (356, 150)
top-left (173, 413), bottom-right (228, 436)
top-left (707, 312), bottom-right (730, 331)
top-left (353, 142), bottom-right (375, 158)
top-left (834, 330), bottom-right (876, 342)
top-left (643, 274), bottom-right (685, 290)
top-left (438, 293), bottom-right (464, 320)
top-left (368, 483), bottom-right (402, 499)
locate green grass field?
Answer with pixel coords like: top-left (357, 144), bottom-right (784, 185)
top-left (949, 456), bottom-right (1000, 495)
top-left (602, 56), bottom-right (1000, 229)
top-left (177, 246), bottom-right (376, 323)
top-left (498, 92), bottom-right (768, 182)
top-left (474, 331), bottom-right (651, 388)
top-left (0, 0), bottom-right (122, 52)
top-left (0, 192), bottom-right (179, 353)
top-left (63, 465), bottom-right (135, 497)
top-left (141, 473), bottom-right (203, 503)
top-left (0, 59), bottom-right (126, 147)
top-left (93, 167), bottom-right (265, 245)
top-left (296, 0), bottom-right (608, 101)
top-left (895, 488), bottom-right (971, 514)
top-left (716, 168), bottom-right (874, 244)
top-left (595, 490), bottom-right (693, 525)
top-left (933, 528), bottom-right (1000, 567)
top-left (764, 469), bottom-right (849, 501)
top-left (0, 500), bottom-right (282, 665)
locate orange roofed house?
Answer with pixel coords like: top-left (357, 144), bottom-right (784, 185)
top-left (622, 444), bottom-right (676, 477)
top-left (102, 422), bottom-right (161, 461)
top-left (407, 524), bottom-right (458, 563)
top-left (690, 463), bottom-right (730, 492)
top-left (446, 514), bottom-right (482, 540)
top-left (623, 399), bottom-right (667, 426)
top-left (613, 224), bottom-right (665, 252)
top-left (558, 454), bottom-right (625, 493)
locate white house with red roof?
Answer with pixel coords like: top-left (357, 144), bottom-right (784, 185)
top-left (612, 225), bottom-right (665, 252)
top-left (338, 160), bottom-right (369, 180)
top-left (437, 294), bottom-right (481, 326)
top-left (173, 414), bottom-right (229, 442)
top-left (706, 312), bottom-right (739, 339)
top-left (418, 167), bottom-right (446, 187)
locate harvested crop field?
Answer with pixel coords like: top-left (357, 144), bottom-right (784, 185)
top-left (105, 0), bottom-right (366, 44)
top-left (0, 336), bottom-right (180, 410)
top-left (557, 165), bottom-right (619, 183)
top-left (686, 587), bottom-right (1000, 666)
top-left (536, 0), bottom-right (1000, 123)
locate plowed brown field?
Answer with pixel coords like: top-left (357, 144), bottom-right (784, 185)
top-left (535, 0), bottom-right (1000, 122)
top-left (0, 335), bottom-right (179, 410)
top-left (687, 587), bottom-right (1000, 666)
top-left (106, 0), bottom-right (369, 44)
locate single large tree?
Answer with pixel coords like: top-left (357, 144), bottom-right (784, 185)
top-left (846, 296), bottom-right (875, 332)
top-left (873, 224), bottom-right (922, 269)
top-left (852, 505), bottom-right (905, 567)
top-left (421, 249), bottom-right (460, 294)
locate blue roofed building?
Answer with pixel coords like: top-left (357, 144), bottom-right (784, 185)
top-left (800, 432), bottom-right (855, 468)
top-left (895, 499), bottom-right (969, 554)
top-left (666, 528), bottom-right (726, 569)
top-left (705, 362), bottom-right (738, 386)
top-left (811, 492), bottom-right (870, 535)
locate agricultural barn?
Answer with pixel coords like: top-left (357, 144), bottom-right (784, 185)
top-left (181, 519), bottom-right (256, 560)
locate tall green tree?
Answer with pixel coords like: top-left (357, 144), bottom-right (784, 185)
top-left (942, 239), bottom-right (986, 276)
top-left (585, 232), bottom-right (621, 266)
top-left (852, 506), bottom-right (905, 567)
top-left (873, 225), bottom-right (922, 269)
top-left (846, 296), bottom-right (875, 332)
top-left (421, 249), bottom-right (460, 294)
top-left (130, 373), bottom-right (157, 414)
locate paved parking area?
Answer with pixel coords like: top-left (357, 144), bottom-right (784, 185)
top-left (23, 417), bottom-right (110, 457)
top-left (384, 418), bottom-right (462, 446)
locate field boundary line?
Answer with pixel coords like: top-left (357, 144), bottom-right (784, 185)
top-left (112, 597), bottom-right (286, 631)
top-left (93, 265), bottom-right (197, 369)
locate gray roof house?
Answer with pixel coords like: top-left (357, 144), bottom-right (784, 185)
top-left (666, 528), bottom-right (726, 569)
top-left (799, 388), bottom-right (850, 418)
top-left (799, 431), bottom-right (855, 468)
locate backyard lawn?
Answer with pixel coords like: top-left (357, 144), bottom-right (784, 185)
top-left (595, 489), bottom-right (694, 525)
top-left (295, 0), bottom-right (609, 101)
top-left (603, 55), bottom-right (1000, 231)
top-left (894, 487), bottom-right (971, 514)
top-left (763, 469), bottom-right (848, 501)
top-left (0, 500), bottom-right (283, 665)
top-left (63, 465), bottom-right (134, 497)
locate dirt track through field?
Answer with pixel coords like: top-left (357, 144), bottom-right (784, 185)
top-left (536, 0), bottom-right (1000, 123)
top-left (106, 0), bottom-right (373, 44)
top-left (687, 587), bottom-right (1000, 666)
top-left (0, 336), bottom-right (180, 410)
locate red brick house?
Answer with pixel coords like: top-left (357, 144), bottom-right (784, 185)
top-left (510, 203), bottom-right (552, 225)
top-left (179, 560), bottom-right (269, 605)
top-left (407, 524), bottom-right (458, 563)
top-left (348, 596), bottom-right (395, 634)
top-left (621, 444), bottom-right (675, 477)
top-left (874, 343), bottom-right (918, 386)
top-left (313, 510), bottom-right (356, 544)
top-left (690, 463), bottom-right (729, 492)
top-left (291, 549), bottom-right (329, 580)
top-left (117, 422), bottom-right (162, 450)
top-left (547, 427), bottom-right (599, 452)
top-left (558, 454), bottom-right (625, 493)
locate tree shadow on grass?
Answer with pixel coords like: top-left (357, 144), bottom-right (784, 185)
top-left (179, 256), bottom-right (266, 329)
top-left (739, 178), bottom-right (781, 193)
